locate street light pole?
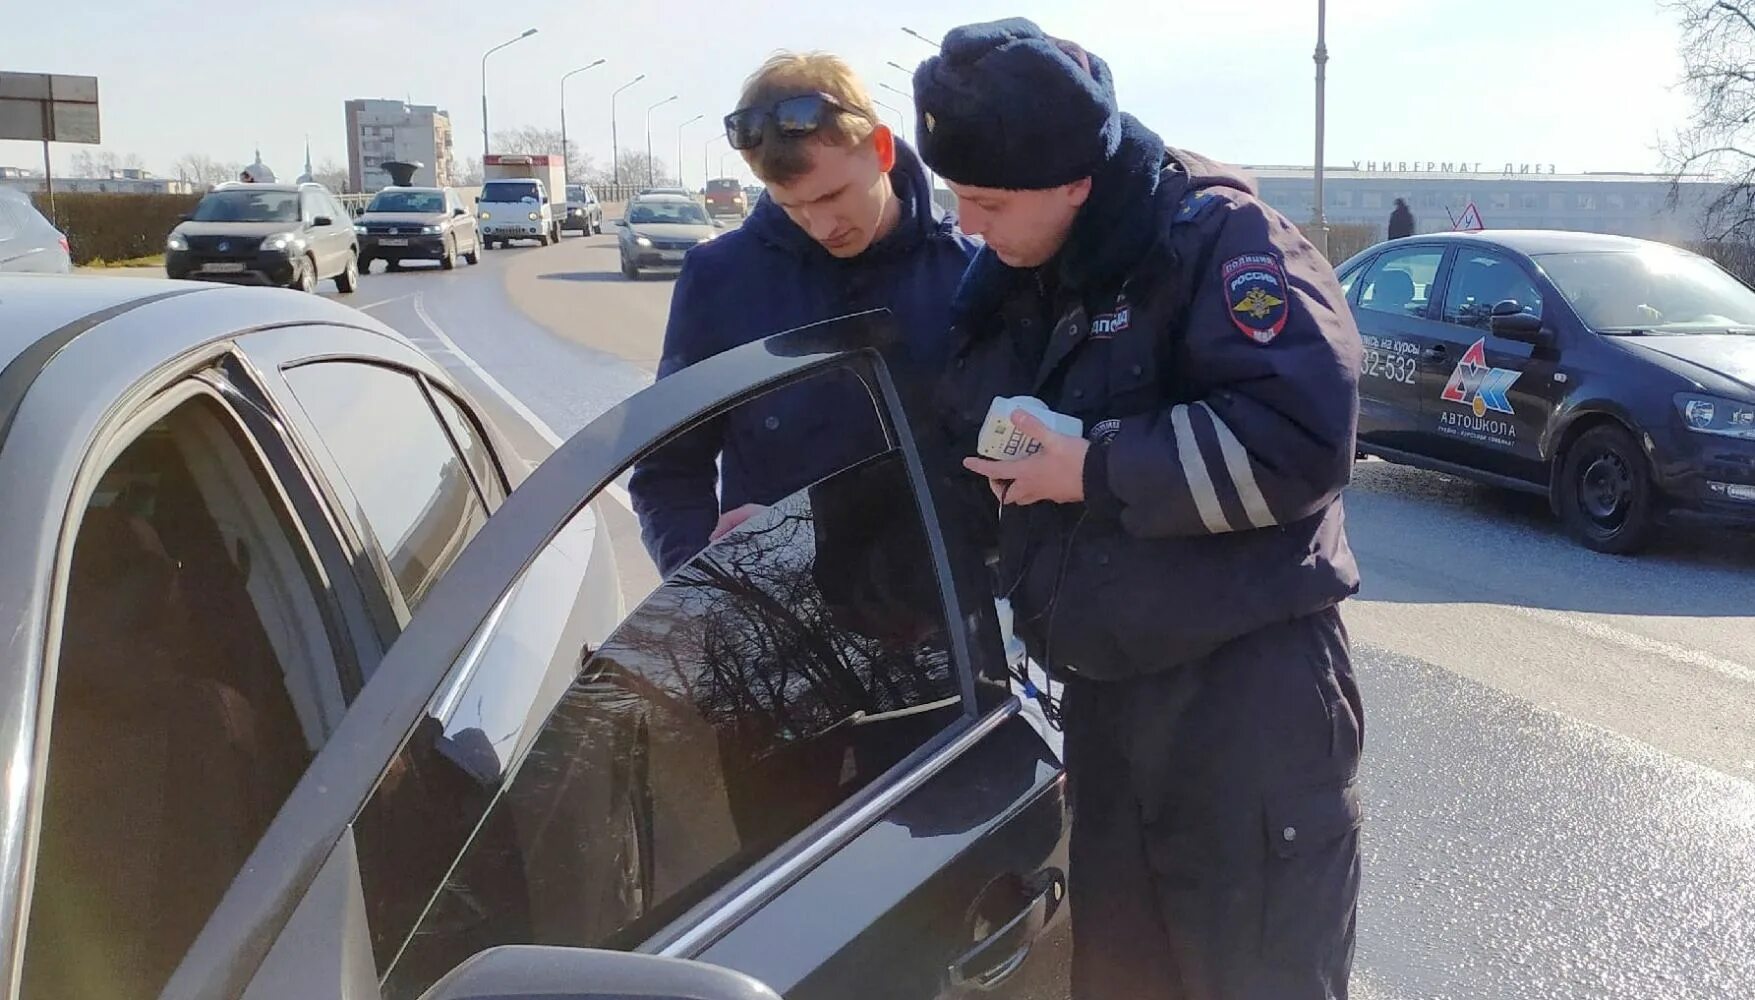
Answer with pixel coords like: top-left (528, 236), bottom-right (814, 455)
top-left (560, 59), bottom-right (606, 187)
top-left (885, 60), bottom-right (914, 77)
top-left (481, 28), bottom-right (538, 161)
top-left (872, 98), bottom-right (905, 141)
top-left (705, 132), bottom-right (725, 189)
top-left (646, 94), bottom-right (678, 187)
top-left (676, 113), bottom-right (703, 190)
top-left (1312, 0), bottom-right (1330, 257)
top-left (901, 26), bottom-right (939, 49)
top-left (611, 74), bottom-right (646, 186)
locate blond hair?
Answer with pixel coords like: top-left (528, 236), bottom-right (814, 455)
top-left (736, 51), bottom-right (878, 184)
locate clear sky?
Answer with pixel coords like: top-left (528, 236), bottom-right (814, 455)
top-left (0, 0), bottom-right (1692, 186)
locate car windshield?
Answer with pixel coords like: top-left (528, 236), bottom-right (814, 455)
top-left (190, 189), bottom-right (300, 223)
top-left (567, 186), bottom-right (587, 201)
top-left (367, 190), bottom-right (446, 214)
top-left (707, 180), bottom-right (739, 192)
top-left (628, 202), bottom-right (710, 225)
top-left (481, 181), bottom-right (541, 203)
top-left (1535, 249), bottom-right (1755, 334)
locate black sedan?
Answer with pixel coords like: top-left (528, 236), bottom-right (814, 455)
top-left (1338, 230), bottom-right (1755, 552)
top-left (0, 277), bottom-right (1068, 1000)
top-left (355, 186), bottom-right (482, 272)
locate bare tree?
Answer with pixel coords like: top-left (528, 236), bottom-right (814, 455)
top-left (1665, 0), bottom-right (1755, 240)
top-left (594, 149), bottom-right (676, 189)
top-left (174, 153), bottom-right (244, 189)
top-left (68, 148), bottom-right (140, 178)
top-left (492, 127), bottom-right (595, 182)
top-left (458, 156), bottom-right (484, 186)
top-left (311, 157), bottom-right (349, 193)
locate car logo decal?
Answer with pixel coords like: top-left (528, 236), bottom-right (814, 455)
top-left (217, 241), bottom-right (229, 252)
top-left (1441, 338), bottom-right (1520, 417)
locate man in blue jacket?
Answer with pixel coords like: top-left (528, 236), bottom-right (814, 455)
top-left (629, 52), bottom-right (978, 576)
top-left (915, 19), bottom-right (1365, 1000)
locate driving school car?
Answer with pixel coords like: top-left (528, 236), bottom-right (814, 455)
top-left (1340, 229), bottom-right (1755, 552)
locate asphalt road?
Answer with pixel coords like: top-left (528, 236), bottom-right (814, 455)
top-left (328, 231), bottom-right (1755, 1000)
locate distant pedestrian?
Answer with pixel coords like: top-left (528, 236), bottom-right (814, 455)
top-left (1388, 197), bottom-right (1415, 239)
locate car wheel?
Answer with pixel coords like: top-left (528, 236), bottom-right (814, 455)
top-left (464, 240), bottom-right (481, 265)
top-left (538, 230), bottom-right (552, 247)
top-left (335, 251), bottom-right (359, 293)
top-left (358, 254), bottom-right (375, 274)
top-left (1557, 424), bottom-right (1657, 554)
top-left (292, 256), bottom-right (317, 293)
top-left (441, 238), bottom-right (457, 270)
top-left (621, 255), bottom-right (638, 280)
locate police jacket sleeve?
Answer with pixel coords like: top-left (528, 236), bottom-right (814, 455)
top-left (1085, 198), bottom-right (1362, 538)
top-left (628, 263), bottom-right (727, 577)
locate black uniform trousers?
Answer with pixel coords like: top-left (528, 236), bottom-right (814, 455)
top-left (1060, 606), bottom-right (1364, 1000)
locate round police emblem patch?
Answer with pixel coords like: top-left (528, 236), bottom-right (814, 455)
top-left (1221, 252), bottom-right (1290, 344)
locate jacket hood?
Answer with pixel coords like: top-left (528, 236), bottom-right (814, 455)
top-left (740, 138), bottom-right (952, 262)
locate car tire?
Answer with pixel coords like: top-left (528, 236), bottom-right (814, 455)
top-left (464, 241), bottom-right (481, 265)
top-left (358, 254), bottom-right (375, 274)
top-left (292, 256), bottom-right (317, 293)
top-left (1557, 423), bottom-right (1657, 554)
top-left (539, 230), bottom-right (552, 247)
top-left (386, 258), bottom-right (402, 272)
top-left (441, 238), bottom-right (457, 270)
top-left (621, 255), bottom-right (638, 280)
top-left (335, 252), bottom-right (359, 293)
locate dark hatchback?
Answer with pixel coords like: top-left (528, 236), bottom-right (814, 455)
top-left (1339, 230), bottom-right (1755, 552)
top-left (165, 182), bottom-right (359, 293)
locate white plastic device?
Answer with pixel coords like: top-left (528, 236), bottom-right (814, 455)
top-left (976, 395), bottom-right (1084, 461)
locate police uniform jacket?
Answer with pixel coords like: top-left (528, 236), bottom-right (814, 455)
top-left (936, 116), bottom-right (1363, 681)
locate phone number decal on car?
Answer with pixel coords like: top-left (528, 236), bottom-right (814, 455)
top-left (1361, 346), bottom-right (1417, 385)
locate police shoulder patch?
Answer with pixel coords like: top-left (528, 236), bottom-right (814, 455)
top-left (1221, 251), bottom-right (1290, 345)
top-left (1175, 189), bottom-right (1219, 224)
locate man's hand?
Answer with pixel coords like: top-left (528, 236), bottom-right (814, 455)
top-left (710, 502), bottom-right (768, 542)
top-left (964, 409), bottom-right (1090, 505)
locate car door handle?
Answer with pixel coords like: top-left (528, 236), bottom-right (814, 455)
top-left (1420, 345), bottom-right (1449, 363)
top-left (947, 875), bottom-right (1063, 992)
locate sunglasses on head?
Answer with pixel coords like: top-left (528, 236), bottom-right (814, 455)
top-left (723, 92), bottom-right (867, 151)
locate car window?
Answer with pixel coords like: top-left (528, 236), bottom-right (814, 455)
top-left (0, 199), bottom-right (20, 241)
top-left (351, 366), bottom-right (967, 999)
top-left (300, 190), bottom-right (323, 224)
top-left (1338, 258), bottom-right (1369, 301)
top-left (191, 189), bottom-right (300, 223)
top-left (1442, 251), bottom-right (1544, 329)
top-left (284, 362), bottom-right (489, 620)
top-left (1358, 247), bottom-right (1444, 318)
top-left (427, 383), bottom-right (508, 509)
top-left (23, 393), bottom-right (343, 1000)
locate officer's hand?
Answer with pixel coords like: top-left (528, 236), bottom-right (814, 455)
top-left (963, 410), bottom-right (1090, 506)
top-left (710, 503), bottom-right (768, 542)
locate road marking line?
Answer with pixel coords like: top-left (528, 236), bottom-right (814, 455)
top-left (1506, 604), bottom-right (1755, 687)
top-left (408, 292), bottom-right (635, 511)
top-left (355, 292), bottom-right (416, 313)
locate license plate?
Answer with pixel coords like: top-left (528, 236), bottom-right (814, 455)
top-left (201, 262), bottom-right (246, 273)
top-left (661, 251), bottom-right (686, 263)
top-left (379, 238), bottom-right (409, 247)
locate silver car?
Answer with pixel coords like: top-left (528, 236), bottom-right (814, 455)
top-left (0, 188), bottom-right (71, 273)
top-left (0, 277), bottom-right (1072, 1000)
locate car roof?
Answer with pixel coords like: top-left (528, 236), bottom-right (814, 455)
top-left (1381, 229), bottom-right (1676, 256)
top-left (0, 275), bottom-right (398, 378)
top-left (632, 194), bottom-right (696, 204)
top-left (211, 182), bottom-right (312, 194)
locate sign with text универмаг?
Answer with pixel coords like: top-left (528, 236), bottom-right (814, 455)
top-left (0, 72), bottom-right (100, 144)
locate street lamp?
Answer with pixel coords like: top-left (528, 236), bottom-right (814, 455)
top-left (611, 74), bottom-right (646, 186)
top-left (676, 113), bottom-right (704, 190)
top-left (481, 28), bottom-right (538, 160)
top-left (1312, 0), bottom-right (1330, 257)
top-left (705, 131), bottom-right (726, 189)
top-left (872, 98), bottom-right (905, 139)
top-left (646, 94), bottom-right (678, 187)
top-left (901, 26), bottom-right (938, 49)
top-left (560, 59), bottom-right (606, 186)
top-left (885, 60), bottom-right (914, 77)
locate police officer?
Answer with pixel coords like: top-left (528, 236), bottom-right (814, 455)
top-left (912, 20), bottom-right (1367, 1000)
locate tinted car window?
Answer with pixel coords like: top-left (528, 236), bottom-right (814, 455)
top-left (191, 189), bottom-right (300, 222)
top-left (24, 394), bottom-right (341, 1000)
top-left (1358, 247), bottom-right (1444, 317)
top-left (285, 362), bottom-right (488, 616)
top-left (353, 368), bottom-right (964, 999)
top-left (428, 384), bottom-right (508, 509)
top-left (481, 180), bottom-right (541, 203)
top-left (1442, 251), bottom-right (1544, 329)
top-left (0, 199), bottom-right (20, 241)
top-left (369, 191), bottom-right (447, 214)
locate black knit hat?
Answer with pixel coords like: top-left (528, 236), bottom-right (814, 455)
top-left (911, 18), bottom-right (1122, 190)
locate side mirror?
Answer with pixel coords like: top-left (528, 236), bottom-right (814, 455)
top-left (453, 207), bottom-right (467, 217)
top-left (714, 219), bottom-right (727, 229)
top-left (178, 213), bottom-right (192, 222)
top-left (614, 219), bottom-right (627, 228)
top-left (311, 216), bottom-right (334, 228)
top-left (1489, 299), bottom-right (1547, 343)
top-left (416, 945), bottom-right (781, 1000)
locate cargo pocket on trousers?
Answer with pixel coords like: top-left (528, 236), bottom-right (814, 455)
top-left (1260, 779), bottom-right (1364, 967)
